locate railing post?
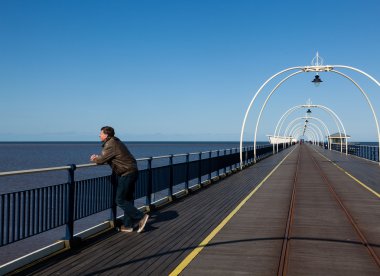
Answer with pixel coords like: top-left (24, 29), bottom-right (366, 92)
top-left (110, 172), bottom-right (117, 224)
top-left (224, 149), bottom-right (227, 174)
top-left (65, 164), bottom-right (80, 247)
top-left (208, 151), bottom-right (212, 181)
top-left (245, 146), bottom-right (248, 166)
top-left (198, 152), bottom-right (202, 185)
top-left (146, 157), bottom-right (153, 207)
top-left (217, 150), bottom-right (220, 177)
top-left (169, 155), bottom-right (174, 198)
top-left (185, 154), bottom-right (190, 191)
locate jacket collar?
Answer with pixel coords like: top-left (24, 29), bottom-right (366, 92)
top-left (102, 136), bottom-right (119, 147)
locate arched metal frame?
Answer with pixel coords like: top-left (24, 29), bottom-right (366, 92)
top-left (273, 104), bottom-right (347, 154)
top-left (239, 64), bottom-right (380, 167)
top-left (288, 122), bottom-right (325, 145)
top-left (284, 117), bottom-right (330, 148)
top-left (294, 130), bottom-right (317, 144)
top-left (293, 128), bottom-right (318, 144)
top-left (284, 117), bottom-right (331, 142)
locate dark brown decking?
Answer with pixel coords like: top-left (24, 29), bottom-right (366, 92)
top-left (16, 144), bottom-right (380, 275)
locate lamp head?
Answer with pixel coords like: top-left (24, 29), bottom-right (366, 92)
top-left (312, 75), bottom-right (323, 87)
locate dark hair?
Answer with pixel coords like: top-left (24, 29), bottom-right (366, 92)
top-left (101, 126), bottom-right (115, 137)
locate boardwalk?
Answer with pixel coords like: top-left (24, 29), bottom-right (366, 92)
top-left (16, 144), bottom-right (380, 275)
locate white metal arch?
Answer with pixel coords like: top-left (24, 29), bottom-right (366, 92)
top-left (294, 127), bottom-right (319, 144)
top-left (273, 103), bottom-right (347, 153)
top-left (293, 128), bottom-right (318, 144)
top-left (287, 122), bottom-right (325, 147)
top-left (289, 122), bottom-right (325, 144)
top-left (284, 116), bottom-right (331, 144)
top-left (331, 69), bottom-right (380, 156)
top-left (239, 62), bottom-right (380, 167)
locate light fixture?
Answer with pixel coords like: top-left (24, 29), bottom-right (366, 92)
top-left (306, 109), bottom-right (312, 114)
top-left (312, 75), bottom-right (323, 87)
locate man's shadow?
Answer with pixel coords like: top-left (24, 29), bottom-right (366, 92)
top-left (143, 210), bottom-right (178, 232)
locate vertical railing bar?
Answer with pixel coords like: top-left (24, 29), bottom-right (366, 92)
top-left (85, 180), bottom-right (89, 217)
top-left (146, 158), bottom-right (153, 207)
top-left (6, 194), bottom-right (11, 244)
top-left (89, 179), bottom-right (93, 215)
top-left (208, 151), bottom-right (212, 181)
top-left (11, 193), bottom-right (16, 243)
top-left (22, 191), bottom-right (26, 239)
top-left (60, 185), bottom-right (64, 226)
top-left (36, 189), bottom-right (41, 234)
top-left (48, 186), bottom-right (52, 230)
top-left (82, 181), bottom-right (86, 219)
top-left (185, 153), bottom-right (189, 191)
top-left (224, 149), bottom-right (227, 174)
top-left (198, 153), bottom-right (202, 185)
top-left (96, 179), bottom-right (100, 213)
top-left (169, 155), bottom-right (173, 197)
top-left (65, 164), bottom-right (76, 243)
top-left (44, 187), bottom-right (48, 231)
top-left (52, 186), bottom-right (56, 228)
top-left (26, 190), bottom-right (33, 236)
top-left (110, 173), bottom-right (117, 224)
top-left (0, 195), bottom-right (4, 246)
top-left (16, 192), bottom-right (21, 241)
top-left (90, 179), bottom-right (94, 215)
top-left (102, 177), bottom-right (106, 211)
top-left (94, 179), bottom-right (98, 214)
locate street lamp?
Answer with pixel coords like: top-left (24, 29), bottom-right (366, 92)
top-left (312, 74), bottom-right (323, 86)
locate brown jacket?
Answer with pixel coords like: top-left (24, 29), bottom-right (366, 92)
top-left (94, 137), bottom-right (137, 176)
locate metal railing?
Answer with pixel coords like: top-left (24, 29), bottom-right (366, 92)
top-left (330, 143), bottom-right (379, 162)
top-left (0, 144), bottom-right (280, 247)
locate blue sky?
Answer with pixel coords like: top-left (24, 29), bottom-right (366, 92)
top-left (1, 0), bottom-right (379, 142)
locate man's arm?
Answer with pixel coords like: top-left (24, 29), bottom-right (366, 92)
top-left (92, 143), bottom-right (115, 164)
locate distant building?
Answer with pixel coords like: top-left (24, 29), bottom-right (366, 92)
top-left (267, 135), bottom-right (297, 144)
top-left (327, 132), bottom-right (351, 144)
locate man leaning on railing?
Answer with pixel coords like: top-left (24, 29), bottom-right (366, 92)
top-left (90, 126), bottom-right (149, 233)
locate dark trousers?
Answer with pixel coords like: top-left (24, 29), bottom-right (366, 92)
top-left (115, 171), bottom-right (144, 227)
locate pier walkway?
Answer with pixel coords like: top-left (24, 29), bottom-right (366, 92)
top-left (16, 144), bottom-right (380, 275)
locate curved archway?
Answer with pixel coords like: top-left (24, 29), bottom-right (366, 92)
top-left (239, 55), bottom-right (380, 167)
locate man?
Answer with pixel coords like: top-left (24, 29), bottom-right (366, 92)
top-left (90, 126), bottom-right (149, 233)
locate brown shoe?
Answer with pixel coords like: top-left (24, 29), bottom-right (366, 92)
top-left (137, 214), bottom-right (149, 233)
top-left (120, 225), bottom-right (133, 233)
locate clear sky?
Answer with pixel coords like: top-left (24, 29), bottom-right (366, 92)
top-left (1, 0), bottom-right (379, 142)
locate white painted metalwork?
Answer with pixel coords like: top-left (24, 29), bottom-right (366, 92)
top-left (252, 71), bottom-right (304, 162)
top-left (273, 103), bottom-right (347, 154)
top-left (239, 53), bottom-right (380, 167)
top-left (284, 116), bottom-right (331, 143)
top-left (289, 122), bottom-right (325, 144)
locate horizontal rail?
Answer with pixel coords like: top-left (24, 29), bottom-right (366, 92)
top-left (0, 146), bottom-right (259, 178)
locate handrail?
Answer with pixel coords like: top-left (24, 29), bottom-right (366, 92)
top-left (0, 146), bottom-right (262, 178)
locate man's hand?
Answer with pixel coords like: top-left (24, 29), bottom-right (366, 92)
top-left (90, 154), bottom-right (99, 162)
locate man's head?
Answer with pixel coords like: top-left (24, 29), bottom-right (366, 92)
top-left (100, 126), bottom-right (115, 142)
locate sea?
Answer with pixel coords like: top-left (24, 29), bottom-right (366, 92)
top-left (0, 141), bottom-right (377, 265)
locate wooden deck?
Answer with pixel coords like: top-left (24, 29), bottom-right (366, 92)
top-left (15, 144), bottom-right (380, 275)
